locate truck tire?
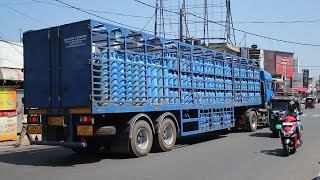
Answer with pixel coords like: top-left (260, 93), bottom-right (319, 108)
top-left (155, 118), bottom-right (177, 152)
top-left (130, 120), bottom-right (153, 157)
top-left (248, 111), bottom-right (257, 132)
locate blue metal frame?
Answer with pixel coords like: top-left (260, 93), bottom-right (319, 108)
top-left (88, 19), bottom-right (262, 114)
top-left (24, 19), bottom-right (266, 140)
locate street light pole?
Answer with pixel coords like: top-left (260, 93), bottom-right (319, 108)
top-left (19, 29), bottom-right (22, 42)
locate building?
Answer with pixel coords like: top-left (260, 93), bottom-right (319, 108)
top-left (0, 40), bottom-right (24, 83)
top-left (0, 40), bottom-right (24, 137)
top-left (261, 50), bottom-right (296, 88)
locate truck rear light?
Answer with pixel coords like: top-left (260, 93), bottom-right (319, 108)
top-left (83, 116), bottom-right (88, 123)
top-left (28, 115), bottom-right (40, 124)
top-left (80, 115), bottom-right (94, 124)
top-left (32, 116), bottom-right (37, 123)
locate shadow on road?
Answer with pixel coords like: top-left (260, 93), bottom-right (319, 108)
top-left (0, 133), bottom-right (227, 167)
top-left (0, 147), bottom-right (130, 167)
top-left (260, 148), bottom-right (287, 157)
top-left (174, 133), bottom-right (226, 150)
top-left (249, 132), bottom-right (272, 138)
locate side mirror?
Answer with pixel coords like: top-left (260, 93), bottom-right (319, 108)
top-left (298, 112), bottom-right (303, 115)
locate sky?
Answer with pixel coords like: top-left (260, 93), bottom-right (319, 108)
top-left (1, 0), bottom-right (320, 77)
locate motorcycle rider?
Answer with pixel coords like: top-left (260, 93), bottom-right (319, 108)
top-left (282, 100), bottom-right (302, 145)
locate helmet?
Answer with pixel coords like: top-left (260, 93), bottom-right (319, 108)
top-left (288, 100), bottom-right (295, 111)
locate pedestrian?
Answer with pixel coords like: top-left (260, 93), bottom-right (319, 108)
top-left (13, 97), bottom-right (33, 147)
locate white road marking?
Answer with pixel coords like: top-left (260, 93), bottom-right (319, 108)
top-left (311, 114), bottom-right (320, 117)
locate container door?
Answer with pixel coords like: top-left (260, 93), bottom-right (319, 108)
top-left (59, 20), bottom-right (92, 107)
top-left (24, 29), bottom-right (51, 108)
top-left (24, 20), bottom-right (92, 109)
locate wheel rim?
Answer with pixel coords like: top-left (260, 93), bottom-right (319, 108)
top-left (163, 124), bottom-right (174, 146)
top-left (136, 128), bottom-right (149, 150)
top-left (252, 115), bottom-right (257, 128)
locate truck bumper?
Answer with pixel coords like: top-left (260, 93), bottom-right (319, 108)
top-left (30, 141), bottom-right (87, 148)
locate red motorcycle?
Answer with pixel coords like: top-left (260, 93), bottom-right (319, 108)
top-left (280, 115), bottom-right (302, 156)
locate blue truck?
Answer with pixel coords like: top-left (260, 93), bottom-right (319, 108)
top-left (23, 19), bottom-right (273, 157)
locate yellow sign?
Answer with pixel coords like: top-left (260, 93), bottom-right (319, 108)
top-left (0, 86), bottom-right (16, 111)
top-left (27, 125), bottom-right (42, 134)
top-left (48, 117), bottom-right (64, 126)
top-left (0, 117), bottom-right (17, 141)
top-left (77, 125), bottom-right (93, 136)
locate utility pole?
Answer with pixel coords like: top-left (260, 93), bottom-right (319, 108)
top-left (203, 0), bottom-right (208, 45)
top-left (225, 0), bottom-right (236, 45)
top-left (154, 0), bottom-right (158, 36)
top-left (179, 7), bottom-right (185, 42)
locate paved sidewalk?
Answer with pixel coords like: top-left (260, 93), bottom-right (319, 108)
top-left (0, 134), bottom-right (41, 150)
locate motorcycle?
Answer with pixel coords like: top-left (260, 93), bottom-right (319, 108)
top-left (279, 115), bottom-right (303, 156)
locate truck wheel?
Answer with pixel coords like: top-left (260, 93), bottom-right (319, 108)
top-left (155, 118), bottom-right (177, 152)
top-left (130, 120), bottom-right (153, 157)
top-left (248, 111), bottom-right (257, 132)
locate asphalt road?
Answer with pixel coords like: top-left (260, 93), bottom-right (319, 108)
top-left (0, 105), bottom-right (320, 180)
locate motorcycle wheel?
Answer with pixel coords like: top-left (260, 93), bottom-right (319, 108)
top-left (283, 144), bottom-right (290, 156)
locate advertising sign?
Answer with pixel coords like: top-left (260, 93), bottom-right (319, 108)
top-left (0, 86), bottom-right (16, 111)
top-left (0, 117), bottom-right (17, 141)
top-left (277, 56), bottom-right (293, 78)
top-left (303, 69), bottom-right (309, 88)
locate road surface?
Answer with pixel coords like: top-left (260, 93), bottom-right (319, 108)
top-left (0, 105), bottom-right (319, 180)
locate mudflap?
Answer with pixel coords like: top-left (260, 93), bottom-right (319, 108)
top-left (110, 136), bottom-right (130, 153)
top-left (110, 125), bottom-right (130, 153)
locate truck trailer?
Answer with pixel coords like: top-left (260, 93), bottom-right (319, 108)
top-left (23, 20), bottom-right (273, 157)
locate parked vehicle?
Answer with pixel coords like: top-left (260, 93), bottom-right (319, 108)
top-left (23, 20), bottom-right (274, 157)
top-left (279, 115), bottom-right (302, 156)
top-left (305, 97), bottom-right (316, 109)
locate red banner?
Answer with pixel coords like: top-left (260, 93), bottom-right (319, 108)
top-left (277, 56), bottom-right (293, 78)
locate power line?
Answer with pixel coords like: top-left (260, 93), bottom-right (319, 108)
top-left (133, 0), bottom-right (320, 47)
top-left (235, 19), bottom-right (320, 24)
top-left (31, 0), bottom-right (153, 19)
top-left (54, 0), bottom-right (154, 33)
top-left (0, 0), bottom-right (55, 6)
top-left (142, 12), bottom-right (156, 30)
top-left (0, 2), bottom-right (50, 27)
top-left (0, 39), bottom-right (23, 47)
top-left (0, 34), bottom-right (23, 55)
top-left (13, 1), bottom-right (320, 25)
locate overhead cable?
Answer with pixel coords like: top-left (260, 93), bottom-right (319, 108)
top-left (133, 0), bottom-right (320, 47)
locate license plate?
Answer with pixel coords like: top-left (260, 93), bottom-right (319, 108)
top-left (283, 122), bottom-right (294, 126)
top-left (77, 125), bottom-right (93, 136)
top-left (48, 117), bottom-right (64, 126)
top-left (28, 125), bottom-right (42, 134)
